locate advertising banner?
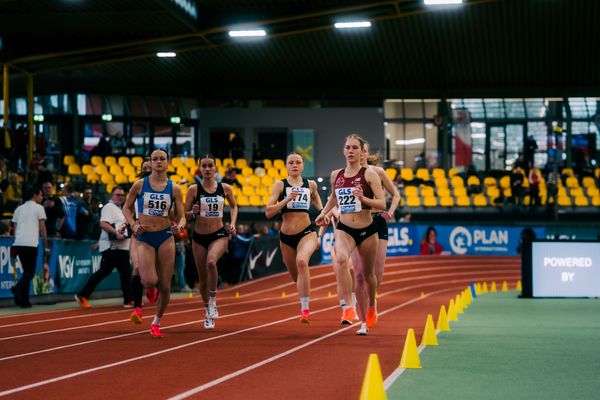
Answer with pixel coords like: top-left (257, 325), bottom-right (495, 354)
top-left (291, 129), bottom-right (315, 177)
top-left (0, 237), bottom-right (49, 299)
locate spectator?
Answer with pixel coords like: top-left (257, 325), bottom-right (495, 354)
top-left (110, 131), bottom-right (127, 156)
top-left (2, 172), bottom-right (22, 218)
top-left (221, 167), bottom-right (241, 188)
top-left (523, 135), bottom-right (538, 175)
top-left (41, 181), bottom-right (65, 237)
top-left (227, 132), bottom-right (245, 159)
top-left (35, 132), bottom-right (47, 156)
top-left (75, 186), bottom-right (132, 309)
top-left (174, 222), bottom-right (192, 292)
top-left (250, 143), bottom-right (264, 169)
top-left (0, 219), bottom-right (11, 235)
top-left (398, 212), bottom-right (412, 223)
top-left (10, 186), bottom-right (48, 308)
top-left (229, 224), bottom-right (252, 284)
top-left (269, 221), bottom-right (281, 236)
top-left (14, 125), bottom-right (28, 170)
top-left (510, 167), bottom-right (525, 207)
top-left (420, 226), bottom-right (443, 255)
top-left (545, 169), bottom-right (559, 211)
top-left (79, 187), bottom-right (101, 239)
top-left (91, 132), bottom-right (111, 157)
top-left (528, 167), bottom-right (542, 210)
top-left (59, 183), bottom-right (89, 239)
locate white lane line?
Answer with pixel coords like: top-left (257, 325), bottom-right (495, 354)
top-left (0, 280), bottom-right (478, 397)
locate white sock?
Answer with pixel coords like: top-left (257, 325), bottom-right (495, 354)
top-left (351, 292), bottom-right (357, 308)
top-left (300, 296), bottom-right (310, 310)
top-left (152, 315), bottom-right (161, 325)
top-left (339, 299), bottom-right (347, 311)
top-left (209, 290), bottom-right (217, 304)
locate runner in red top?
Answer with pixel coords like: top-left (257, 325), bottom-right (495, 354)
top-left (316, 134), bottom-right (385, 328)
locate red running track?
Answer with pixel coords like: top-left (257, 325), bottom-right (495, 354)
top-left (0, 255), bottom-right (520, 399)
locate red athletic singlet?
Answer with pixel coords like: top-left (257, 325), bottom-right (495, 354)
top-left (333, 167), bottom-right (373, 213)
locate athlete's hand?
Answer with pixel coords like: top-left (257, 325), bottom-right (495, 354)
top-left (315, 213), bottom-right (329, 227)
top-left (380, 211), bottom-right (393, 222)
top-left (192, 203), bottom-right (201, 215)
top-left (226, 224), bottom-right (236, 235)
top-left (132, 222), bottom-right (145, 235)
top-left (352, 185), bottom-right (364, 201)
top-left (170, 223), bottom-right (180, 235)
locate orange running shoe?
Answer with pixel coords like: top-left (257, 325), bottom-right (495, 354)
top-left (299, 309), bottom-right (311, 324)
top-left (74, 294), bottom-right (92, 309)
top-left (366, 306), bottom-right (378, 328)
top-left (150, 324), bottom-right (164, 338)
top-left (130, 308), bottom-right (143, 324)
top-left (146, 288), bottom-right (159, 304)
top-left (341, 307), bottom-right (357, 325)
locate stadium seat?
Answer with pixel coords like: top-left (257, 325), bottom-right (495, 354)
top-left (261, 175), bottom-right (274, 186)
top-left (416, 168), bottom-right (430, 181)
top-left (587, 187), bottom-right (599, 197)
top-left (450, 176), bottom-right (464, 188)
top-left (122, 165), bottom-right (136, 175)
top-left (423, 196), bottom-right (437, 207)
top-left (95, 164), bottom-right (108, 175)
top-left (86, 173), bottom-right (99, 184)
top-left (249, 195), bottom-right (262, 207)
top-left (118, 156), bottom-right (130, 167)
top-left (499, 175), bottom-right (511, 189)
top-left (131, 156), bottom-right (143, 168)
top-left (448, 168), bottom-right (460, 178)
top-left (236, 175), bottom-right (248, 186)
top-left (249, 175), bottom-right (260, 186)
top-left (262, 195), bottom-right (271, 205)
top-left (235, 159), bottom-right (247, 169)
top-left (104, 156), bottom-right (117, 166)
top-left (431, 168), bottom-right (445, 179)
top-left (90, 156), bottom-right (103, 166)
top-left (562, 168), bottom-right (574, 176)
top-left (405, 186), bottom-right (418, 197)
top-left (582, 177), bottom-right (595, 188)
top-left (467, 176), bottom-right (481, 186)
top-left (184, 158), bottom-right (197, 169)
top-left (400, 168), bottom-right (414, 181)
top-left (483, 177), bottom-right (497, 187)
top-left (267, 168), bottom-right (280, 179)
top-left (453, 187), bottom-right (467, 197)
top-left (439, 196), bottom-right (454, 207)
top-left (101, 173), bottom-right (114, 185)
top-left (435, 177), bottom-right (448, 188)
top-left (171, 157), bottom-right (183, 168)
top-left (487, 186), bottom-right (500, 201)
top-left (456, 196), bottom-right (470, 206)
top-left (241, 167), bottom-right (253, 177)
top-left (473, 195), bottom-right (487, 207)
top-left (237, 195), bottom-right (249, 206)
top-left (263, 159), bottom-right (273, 169)
top-left (592, 195), bottom-right (600, 206)
top-left (68, 164), bottom-right (81, 175)
top-left (109, 165), bottom-right (122, 175)
top-left (406, 196), bottom-right (420, 207)
top-left (570, 187), bottom-right (583, 197)
top-left (273, 159), bottom-right (285, 169)
top-left (128, 174), bottom-right (137, 183)
top-left (385, 168), bottom-right (397, 181)
top-left (82, 164), bottom-right (95, 175)
top-left (566, 176), bottom-right (579, 188)
top-left (574, 196), bottom-right (589, 207)
top-left (223, 158), bottom-right (235, 168)
top-left (115, 174), bottom-right (128, 184)
top-left (63, 155), bottom-right (76, 166)
top-left (557, 195), bottom-right (572, 207)
top-left (421, 186), bottom-right (434, 197)
top-left (279, 168), bottom-right (288, 178)
top-left (437, 187), bottom-right (451, 197)
top-left (242, 186), bottom-right (255, 196)
top-left (105, 183), bottom-right (116, 194)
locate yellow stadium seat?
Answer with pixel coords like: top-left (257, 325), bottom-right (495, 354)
top-left (467, 176), bottom-right (480, 186)
top-left (592, 195), bottom-right (600, 206)
top-left (90, 155), bottom-right (103, 166)
top-left (131, 156), bottom-right (143, 168)
top-left (109, 165), bottom-right (122, 175)
top-left (115, 174), bottom-right (128, 184)
top-left (406, 196), bottom-right (420, 207)
top-left (574, 196), bottom-right (589, 207)
top-left (499, 175), bottom-right (511, 189)
top-left (256, 186), bottom-right (269, 196)
top-left (267, 168), bottom-right (280, 179)
top-left (487, 186), bottom-right (500, 200)
top-left (263, 159), bottom-right (273, 169)
top-left (416, 168), bottom-right (430, 181)
top-left (262, 195), bottom-right (271, 205)
top-left (558, 187), bottom-right (567, 197)
top-left (261, 175), bottom-right (274, 186)
top-left (86, 173), bottom-right (99, 184)
top-left (385, 168), bottom-right (397, 181)
top-left (215, 158), bottom-right (223, 168)
top-left (241, 167), bottom-right (253, 177)
top-left (118, 156), bottom-right (130, 167)
top-left (453, 187), bottom-right (467, 197)
top-left (223, 158), bottom-right (234, 168)
top-left (421, 186), bottom-right (434, 197)
top-left (170, 175), bottom-right (181, 184)
top-left (405, 186), bottom-right (418, 197)
top-left (273, 159), bottom-right (285, 169)
top-left (595, 168), bottom-right (600, 179)
top-left (473, 195), bottom-right (487, 207)
top-left (570, 187), bottom-right (583, 197)
top-left (101, 173), bottom-right (114, 185)
top-left (237, 195), bottom-right (249, 206)
top-left (448, 168), bottom-right (460, 178)
top-left (82, 164), bottom-right (95, 175)
top-left (105, 183), bottom-right (116, 194)
top-left (435, 177), bottom-right (448, 188)
top-left (249, 195), bottom-right (262, 207)
top-left (231, 185), bottom-right (241, 196)
top-left (184, 158), bottom-right (197, 169)
top-left (456, 196), bottom-right (470, 207)
top-left (176, 166), bottom-right (191, 180)
top-left (582, 177), bottom-right (595, 188)
top-left (587, 187), bottom-right (599, 197)
top-left (242, 186), bottom-right (255, 196)
top-left (483, 177), bottom-right (497, 187)
top-left (566, 176), bottom-right (579, 188)
top-left (440, 196), bottom-right (454, 207)
top-left (128, 174), bottom-right (137, 183)
top-left (236, 175), bottom-right (248, 186)
top-left (562, 168), bottom-right (574, 176)
top-left (63, 155), bottom-right (76, 166)
top-left (423, 196), bottom-right (437, 207)
top-left (95, 164), bottom-right (108, 175)
top-left (122, 165), bottom-right (136, 175)
top-left (503, 188), bottom-right (512, 198)
top-left (249, 175), bottom-right (260, 186)
top-left (557, 195), bottom-right (572, 207)
top-left (235, 159), bottom-right (247, 169)
top-left (171, 157), bottom-right (183, 168)
top-left (432, 168), bottom-right (445, 179)
top-left (437, 187), bottom-right (451, 197)
top-left (68, 164), bottom-right (81, 175)
top-left (279, 168), bottom-right (288, 178)
top-left (104, 156), bottom-right (117, 167)
top-left (450, 176), bottom-right (464, 188)
top-left (401, 168), bottom-right (414, 181)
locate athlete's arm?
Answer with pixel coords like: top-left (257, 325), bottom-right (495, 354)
top-left (265, 180), bottom-right (294, 219)
top-left (184, 184), bottom-right (198, 221)
top-left (223, 183), bottom-right (238, 234)
top-left (123, 180), bottom-right (142, 230)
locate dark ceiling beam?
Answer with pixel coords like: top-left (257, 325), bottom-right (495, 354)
top-left (150, 0), bottom-right (198, 33)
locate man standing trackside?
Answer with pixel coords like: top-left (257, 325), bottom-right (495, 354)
top-left (75, 186), bottom-right (133, 309)
top-left (10, 187), bottom-right (49, 308)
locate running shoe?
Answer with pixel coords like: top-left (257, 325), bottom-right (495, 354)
top-left (356, 323), bottom-right (369, 336)
top-left (341, 307), bottom-right (357, 325)
top-left (204, 316), bottom-right (215, 330)
top-left (74, 294), bottom-right (92, 309)
top-left (150, 324), bottom-right (163, 338)
top-left (207, 301), bottom-right (219, 319)
top-left (123, 301), bottom-right (134, 309)
top-left (130, 308), bottom-right (143, 324)
top-left (146, 288), bottom-right (159, 304)
top-left (366, 306), bottom-right (378, 328)
top-left (299, 309), bottom-right (311, 324)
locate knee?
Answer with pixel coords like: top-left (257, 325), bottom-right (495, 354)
top-left (141, 277), bottom-right (158, 288)
top-left (206, 259), bottom-right (217, 270)
top-left (296, 257), bottom-right (308, 270)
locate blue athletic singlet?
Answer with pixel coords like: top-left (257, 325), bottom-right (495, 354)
top-left (137, 177), bottom-right (173, 217)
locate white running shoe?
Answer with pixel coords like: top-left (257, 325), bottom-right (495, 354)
top-left (356, 323), bottom-right (369, 336)
top-left (207, 302), bottom-right (219, 319)
top-left (204, 316), bottom-right (215, 330)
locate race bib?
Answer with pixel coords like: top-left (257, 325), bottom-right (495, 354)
top-left (200, 196), bottom-right (224, 218)
top-left (142, 192), bottom-right (171, 217)
top-left (286, 187), bottom-right (310, 210)
top-left (335, 187), bottom-right (361, 213)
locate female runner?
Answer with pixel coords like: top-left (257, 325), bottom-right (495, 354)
top-left (265, 152), bottom-right (324, 323)
top-left (123, 149), bottom-right (186, 338)
top-left (185, 155), bottom-right (237, 329)
top-left (351, 142), bottom-right (400, 335)
top-left (315, 134), bottom-right (385, 327)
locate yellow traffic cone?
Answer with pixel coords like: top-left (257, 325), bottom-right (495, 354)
top-left (501, 280), bottom-right (508, 292)
top-left (455, 294), bottom-right (464, 314)
top-left (187, 292), bottom-right (193, 299)
top-left (281, 291), bottom-right (286, 299)
top-left (420, 291), bottom-right (425, 299)
top-left (436, 305), bottom-right (450, 331)
top-left (475, 282), bottom-right (481, 295)
top-left (490, 281), bottom-right (497, 292)
top-left (481, 281), bottom-right (489, 293)
top-left (516, 280), bottom-right (522, 291)
top-left (399, 329), bottom-right (421, 369)
top-left (421, 314), bottom-right (438, 346)
top-left (327, 291), bottom-right (332, 298)
top-left (359, 354), bottom-right (387, 400)
top-left (447, 299), bottom-right (458, 322)
top-left (235, 292), bottom-right (240, 298)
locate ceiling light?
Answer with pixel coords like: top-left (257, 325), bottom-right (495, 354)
top-left (334, 21), bottom-right (371, 29)
top-left (395, 138), bottom-right (426, 146)
top-left (424, 0), bottom-right (463, 5)
top-left (228, 30), bottom-right (267, 37)
top-left (157, 52), bottom-right (176, 58)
